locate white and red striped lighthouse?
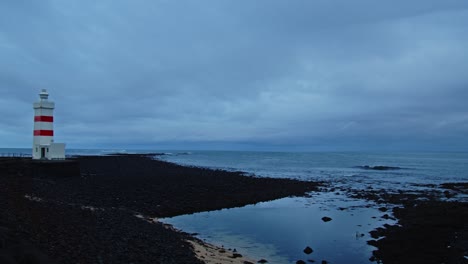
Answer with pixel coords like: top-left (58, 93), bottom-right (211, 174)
top-left (32, 89), bottom-right (65, 160)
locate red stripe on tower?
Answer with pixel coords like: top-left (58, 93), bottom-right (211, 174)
top-left (34, 130), bottom-right (54, 136)
top-left (34, 116), bottom-right (54, 122)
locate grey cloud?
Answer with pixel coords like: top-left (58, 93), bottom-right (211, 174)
top-left (0, 0), bottom-right (467, 150)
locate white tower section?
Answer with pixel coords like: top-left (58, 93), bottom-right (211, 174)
top-left (32, 89), bottom-right (65, 160)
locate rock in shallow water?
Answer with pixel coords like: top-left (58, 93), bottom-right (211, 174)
top-left (378, 207), bottom-right (388, 212)
top-left (321, 217), bottom-right (332, 222)
top-left (303, 246), bottom-right (314, 254)
top-left (356, 165), bottom-right (401, 171)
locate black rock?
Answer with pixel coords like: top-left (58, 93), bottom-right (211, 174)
top-left (297, 261), bottom-right (306, 264)
top-left (321, 217), bottom-right (332, 222)
top-left (303, 246), bottom-right (314, 254)
top-left (443, 190), bottom-right (454, 198)
top-left (258, 259), bottom-right (268, 263)
top-left (378, 207), bottom-right (388, 212)
top-left (356, 165), bottom-right (401, 171)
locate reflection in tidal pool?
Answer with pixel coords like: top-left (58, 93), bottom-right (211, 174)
top-left (160, 193), bottom-right (396, 264)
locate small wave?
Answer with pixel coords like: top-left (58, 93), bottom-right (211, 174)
top-left (159, 152), bottom-right (192, 156)
top-left (101, 149), bottom-right (128, 154)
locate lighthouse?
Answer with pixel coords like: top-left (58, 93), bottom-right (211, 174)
top-left (32, 89), bottom-right (65, 160)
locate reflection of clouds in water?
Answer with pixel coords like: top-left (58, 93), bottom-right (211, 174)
top-left (157, 152), bottom-right (468, 262)
top-left (201, 231), bottom-right (290, 264)
top-left (161, 193), bottom-right (397, 264)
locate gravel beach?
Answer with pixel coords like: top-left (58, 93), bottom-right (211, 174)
top-left (1, 154), bottom-right (466, 263)
top-left (0, 154), bottom-right (320, 263)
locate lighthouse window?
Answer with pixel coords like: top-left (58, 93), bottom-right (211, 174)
top-left (36, 147), bottom-right (38, 152)
top-left (47, 148), bottom-right (49, 152)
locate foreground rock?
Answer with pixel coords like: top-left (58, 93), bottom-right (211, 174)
top-left (0, 155), bottom-right (321, 263)
top-left (352, 185), bottom-right (468, 264)
top-left (303, 246), bottom-right (313, 254)
top-left (368, 201), bottom-right (468, 264)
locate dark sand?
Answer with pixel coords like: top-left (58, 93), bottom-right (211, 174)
top-left (0, 154), bottom-right (320, 263)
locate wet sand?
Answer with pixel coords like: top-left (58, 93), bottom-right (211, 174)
top-left (0, 155), bottom-right (320, 263)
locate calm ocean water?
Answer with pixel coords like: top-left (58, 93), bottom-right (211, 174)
top-left (6, 148), bottom-right (467, 189)
top-left (3, 148), bottom-right (467, 263)
top-left (157, 151), bottom-right (467, 263)
top-left (158, 150), bottom-right (468, 191)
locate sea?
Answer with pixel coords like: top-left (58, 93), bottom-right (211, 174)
top-left (2, 148), bottom-right (467, 263)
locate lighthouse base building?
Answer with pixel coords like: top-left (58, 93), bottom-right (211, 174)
top-left (33, 142), bottom-right (65, 160)
top-left (32, 89), bottom-right (66, 160)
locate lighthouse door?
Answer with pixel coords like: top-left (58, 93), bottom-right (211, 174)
top-left (41, 148), bottom-right (46, 159)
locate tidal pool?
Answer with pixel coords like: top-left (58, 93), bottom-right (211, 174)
top-left (160, 192), bottom-right (396, 264)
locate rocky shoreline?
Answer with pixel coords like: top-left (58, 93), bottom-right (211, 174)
top-left (0, 154), bottom-right (321, 263)
top-left (347, 183), bottom-right (468, 264)
top-left (1, 154), bottom-right (466, 264)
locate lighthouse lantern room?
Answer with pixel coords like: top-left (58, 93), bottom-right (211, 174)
top-left (32, 89), bottom-right (65, 160)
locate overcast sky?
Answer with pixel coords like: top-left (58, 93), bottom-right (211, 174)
top-left (1, 0), bottom-right (468, 151)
